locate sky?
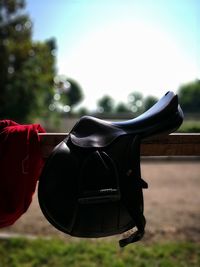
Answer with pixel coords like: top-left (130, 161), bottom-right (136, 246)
top-left (26, 0), bottom-right (200, 110)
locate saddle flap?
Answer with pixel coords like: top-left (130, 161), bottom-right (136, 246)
top-left (78, 150), bottom-right (121, 204)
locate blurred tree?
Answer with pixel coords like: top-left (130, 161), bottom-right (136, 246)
top-left (66, 78), bottom-right (83, 108)
top-left (0, 0), bottom-right (56, 121)
top-left (144, 95), bottom-right (158, 111)
top-left (178, 80), bottom-right (200, 113)
top-left (97, 95), bottom-right (114, 113)
top-left (53, 76), bottom-right (83, 113)
top-left (77, 106), bottom-right (89, 116)
top-left (128, 91), bottom-right (144, 114)
top-left (115, 102), bottom-right (130, 113)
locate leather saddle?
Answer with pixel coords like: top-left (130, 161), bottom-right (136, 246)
top-left (38, 91), bottom-right (183, 247)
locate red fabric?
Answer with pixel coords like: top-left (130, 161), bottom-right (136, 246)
top-left (0, 120), bottom-right (45, 227)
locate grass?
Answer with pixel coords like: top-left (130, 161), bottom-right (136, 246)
top-left (0, 238), bottom-right (199, 267)
top-left (178, 120), bottom-right (200, 133)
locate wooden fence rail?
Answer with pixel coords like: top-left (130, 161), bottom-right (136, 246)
top-left (39, 133), bottom-right (200, 158)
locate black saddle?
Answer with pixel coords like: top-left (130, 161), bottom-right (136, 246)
top-left (38, 91), bottom-right (183, 247)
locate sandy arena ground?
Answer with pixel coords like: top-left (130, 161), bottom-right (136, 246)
top-left (0, 160), bottom-right (200, 243)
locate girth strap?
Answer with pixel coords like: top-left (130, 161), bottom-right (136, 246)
top-left (119, 135), bottom-right (147, 247)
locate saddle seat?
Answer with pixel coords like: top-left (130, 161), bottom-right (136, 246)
top-left (70, 91), bottom-right (183, 148)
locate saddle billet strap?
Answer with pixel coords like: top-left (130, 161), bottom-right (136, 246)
top-left (119, 135), bottom-right (147, 247)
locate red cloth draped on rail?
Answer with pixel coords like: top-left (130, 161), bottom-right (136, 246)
top-left (0, 120), bottom-right (45, 228)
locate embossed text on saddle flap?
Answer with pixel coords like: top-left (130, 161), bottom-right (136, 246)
top-left (70, 116), bottom-right (126, 148)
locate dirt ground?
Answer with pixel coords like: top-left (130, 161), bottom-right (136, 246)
top-left (0, 160), bottom-right (200, 243)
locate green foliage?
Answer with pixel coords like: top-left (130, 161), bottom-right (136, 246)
top-left (0, 238), bottom-right (200, 267)
top-left (97, 95), bottom-right (115, 113)
top-left (115, 102), bottom-right (130, 113)
top-left (178, 80), bottom-right (200, 113)
top-left (0, 0), bottom-right (56, 122)
top-left (77, 107), bottom-right (89, 116)
top-left (53, 75), bottom-right (83, 114)
top-left (0, 0), bottom-right (25, 17)
top-left (178, 120), bottom-right (200, 133)
top-left (128, 91), bottom-right (144, 114)
top-left (144, 95), bottom-right (158, 111)
top-left (67, 78), bottom-right (83, 108)
top-left (96, 93), bottom-right (160, 115)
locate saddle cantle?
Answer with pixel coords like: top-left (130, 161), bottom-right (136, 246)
top-left (38, 91), bottom-right (183, 247)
